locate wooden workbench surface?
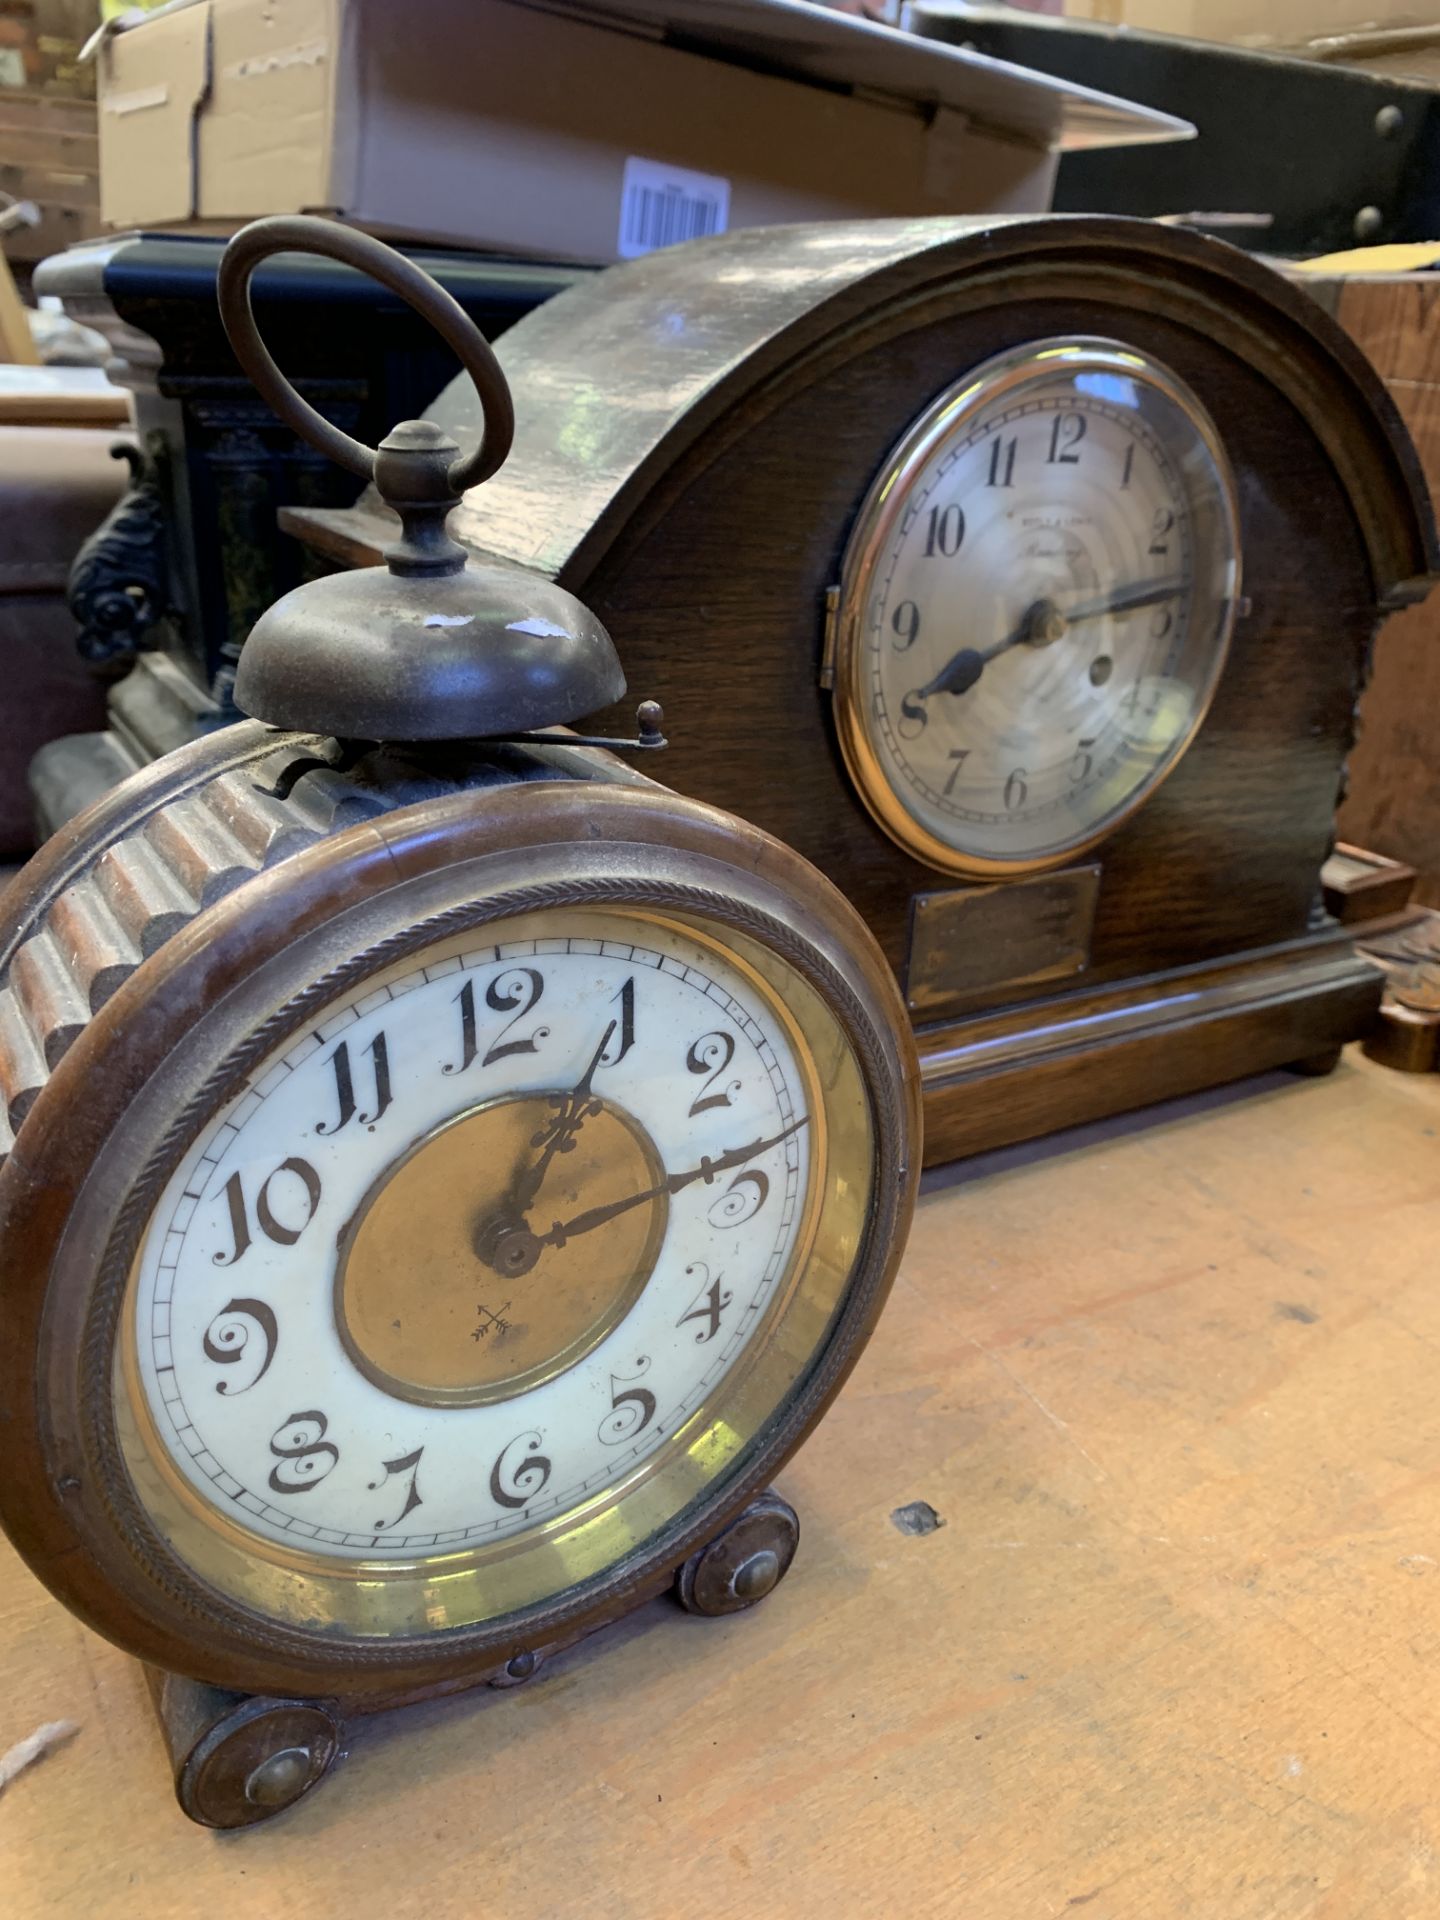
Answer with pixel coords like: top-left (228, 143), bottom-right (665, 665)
top-left (4, 1054), bottom-right (1439, 1917)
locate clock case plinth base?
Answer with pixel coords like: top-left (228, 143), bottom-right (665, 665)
top-left (144, 1489), bottom-right (800, 1829)
top-left (916, 919), bottom-right (1389, 1164)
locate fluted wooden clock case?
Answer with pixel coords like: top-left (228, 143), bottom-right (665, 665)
top-left (0, 221), bottom-right (919, 1828)
top-left (288, 216), bottom-right (1440, 1164)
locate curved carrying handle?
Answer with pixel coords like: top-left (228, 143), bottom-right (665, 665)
top-left (216, 214), bottom-right (515, 495)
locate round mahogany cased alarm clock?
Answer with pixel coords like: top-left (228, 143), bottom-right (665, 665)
top-left (0, 220), bottom-right (920, 1828)
top-left (292, 217), bottom-right (1437, 1167)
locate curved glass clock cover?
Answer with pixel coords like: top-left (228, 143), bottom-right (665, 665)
top-left (117, 903), bottom-right (872, 1641)
top-left (833, 338), bottom-right (1243, 876)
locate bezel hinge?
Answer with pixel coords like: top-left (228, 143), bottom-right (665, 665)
top-left (820, 584), bottom-right (840, 690)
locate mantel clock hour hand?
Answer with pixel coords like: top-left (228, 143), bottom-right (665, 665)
top-left (907, 577), bottom-right (1186, 711)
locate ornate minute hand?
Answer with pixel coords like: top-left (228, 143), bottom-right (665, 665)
top-left (477, 1115), bottom-right (810, 1278)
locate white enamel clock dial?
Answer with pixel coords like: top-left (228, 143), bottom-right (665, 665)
top-left (834, 338), bottom-right (1242, 876)
top-left (124, 909), bottom-right (818, 1568)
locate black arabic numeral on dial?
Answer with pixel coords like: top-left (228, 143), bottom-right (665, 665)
top-left (489, 1431), bottom-right (551, 1511)
top-left (1121, 678), bottom-right (1155, 720)
top-left (677, 1262), bottom-right (732, 1344)
top-left (898, 688), bottom-right (929, 739)
top-left (1070, 737), bottom-right (1097, 785)
top-left (986, 435), bottom-right (1017, 488)
top-left (943, 748), bottom-right (970, 798)
top-left (686, 1030), bottom-right (739, 1117)
top-left (446, 970), bottom-right (551, 1074)
top-left (1150, 604), bottom-right (1174, 641)
top-left (1149, 507), bottom-right (1175, 556)
top-left (1120, 443), bottom-right (1135, 490)
top-left (202, 1297), bottom-right (277, 1394)
top-left (1047, 411), bottom-right (1086, 465)
top-left (890, 599), bottom-right (921, 650)
top-left (1003, 768), bottom-right (1029, 813)
top-left (213, 1157), bottom-right (322, 1267)
top-left (267, 1411), bottom-right (338, 1495)
top-left (923, 503), bottom-right (965, 558)
top-left (605, 976), bottom-right (636, 1065)
top-left (483, 967), bottom-right (549, 1067)
top-left (368, 1447), bottom-right (424, 1532)
top-left (437, 965), bottom-right (547, 1074)
top-left (445, 977), bottom-right (479, 1075)
top-left (707, 1168), bottom-right (770, 1230)
top-left (598, 1357), bottom-right (657, 1446)
top-left (317, 1030), bottom-right (392, 1134)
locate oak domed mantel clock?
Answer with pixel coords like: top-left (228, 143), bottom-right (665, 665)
top-left (288, 215), bottom-right (1439, 1164)
top-left (0, 220), bottom-right (919, 1828)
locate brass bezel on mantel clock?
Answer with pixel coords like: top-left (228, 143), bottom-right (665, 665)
top-left (829, 335), bottom-right (1245, 882)
top-left (285, 214), bottom-right (1439, 1163)
top-left (0, 220), bottom-right (919, 1828)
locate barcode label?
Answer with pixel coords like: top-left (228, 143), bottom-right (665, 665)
top-left (618, 157), bottom-right (731, 260)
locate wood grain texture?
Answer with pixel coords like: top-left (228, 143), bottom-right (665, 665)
top-left (917, 921), bottom-right (1386, 1164)
top-left (1325, 275), bottom-right (1440, 899)
top-left (2, 1051), bottom-right (1439, 1915)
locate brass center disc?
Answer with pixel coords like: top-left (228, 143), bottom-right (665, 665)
top-left (334, 1093), bottom-right (668, 1407)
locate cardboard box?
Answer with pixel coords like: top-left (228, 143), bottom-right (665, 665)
top-left (94, 0), bottom-right (1191, 260)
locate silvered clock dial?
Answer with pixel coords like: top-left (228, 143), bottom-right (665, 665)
top-left (833, 338), bottom-right (1243, 876)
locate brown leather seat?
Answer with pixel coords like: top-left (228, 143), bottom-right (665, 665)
top-left (0, 426), bottom-right (131, 858)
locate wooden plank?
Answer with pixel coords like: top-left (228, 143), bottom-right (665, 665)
top-left (1337, 274), bottom-right (1440, 387)
top-left (1327, 276), bottom-right (1440, 898)
top-left (0, 1052), bottom-right (1438, 1912)
top-left (0, 250), bottom-right (39, 366)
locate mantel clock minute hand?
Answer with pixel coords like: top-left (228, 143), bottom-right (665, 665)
top-left (477, 1115), bottom-right (810, 1279)
top-left (1061, 576), bottom-right (1184, 625)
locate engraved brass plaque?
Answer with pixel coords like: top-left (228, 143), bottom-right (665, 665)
top-left (906, 864), bottom-right (1102, 1018)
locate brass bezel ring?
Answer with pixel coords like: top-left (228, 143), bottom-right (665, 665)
top-left (831, 336), bottom-right (1244, 880)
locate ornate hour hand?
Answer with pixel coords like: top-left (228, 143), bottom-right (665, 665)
top-left (514, 1018), bottom-right (616, 1209)
top-left (477, 1115), bottom-right (809, 1279)
top-left (474, 1019), bottom-right (615, 1268)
